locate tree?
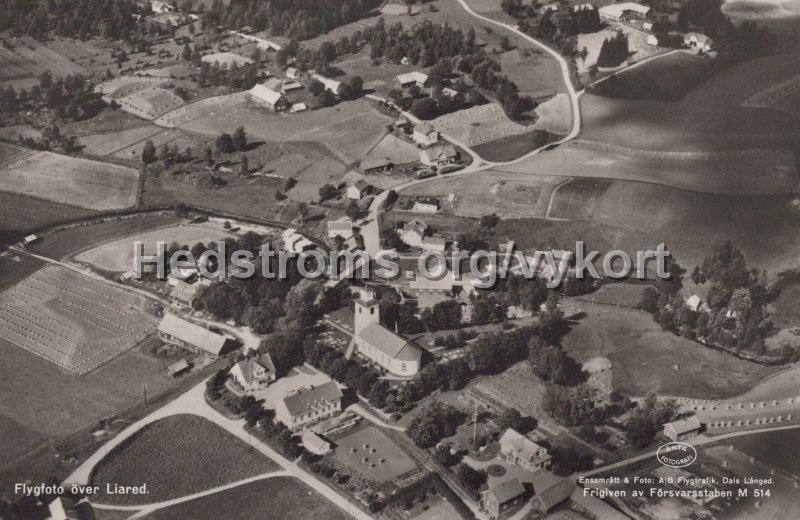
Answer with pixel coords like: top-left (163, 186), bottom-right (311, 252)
top-left (407, 402), bottom-right (464, 448)
top-left (309, 79), bottom-right (325, 96)
top-left (349, 76), bottom-right (363, 96)
top-left (239, 155), bottom-right (249, 175)
top-left (232, 126), bottom-right (247, 151)
top-left (318, 89), bottom-right (336, 107)
top-left (639, 287), bottom-right (659, 314)
top-left (318, 183), bottom-right (338, 201)
top-left (497, 407), bottom-right (522, 431)
top-left (410, 97), bottom-right (439, 120)
top-left (346, 200), bottom-right (360, 221)
top-left (141, 139), bottom-right (157, 164)
top-left (215, 132), bottom-right (235, 154)
top-left (181, 43), bottom-right (191, 61)
top-left (456, 463), bottom-right (487, 493)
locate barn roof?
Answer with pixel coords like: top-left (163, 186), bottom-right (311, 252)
top-left (158, 313), bottom-right (228, 356)
top-left (357, 322), bottom-right (422, 362)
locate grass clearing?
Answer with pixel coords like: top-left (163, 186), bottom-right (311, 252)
top-left (145, 476), bottom-right (348, 520)
top-left (0, 149), bottom-right (139, 210)
top-left (334, 426), bottom-right (418, 482)
top-left (74, 223), bottom-right (234, 273)
top-left (91, 414), bottom-right (279, 505)
top-left (0, 265), bottom-right (156, 372)
top-left (560, 301), bottom-right (778, 398)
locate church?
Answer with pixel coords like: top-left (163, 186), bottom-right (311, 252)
top-left (353, 288), bottom-right (423, 377)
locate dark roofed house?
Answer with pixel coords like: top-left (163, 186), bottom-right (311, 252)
top-left (157, 313), bottom-right (230, 358)
top-left (360, 157), bottom-right (392, 174)
top-left (482, 478), bottom-right (526, 519)
top-left (276, 380), bottom-right (343, 431)
top-left (531, 478), bottom-right (576, 514)
top-left (664, 415), bottom-right (702, 441)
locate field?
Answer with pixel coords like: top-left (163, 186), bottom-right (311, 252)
top-left (0, 338), bottom-right (178, 491)
top-left (0, 148), bottom-right (139, 210)
top-left (0, 264), bottom-right (156, 373)
top-left (362, 133), bottom-right (421, 165)
top-left (592, 52), bottom-right (716, 101)
top-left (402, 170), bottom-right (563, 218)
top-left (497, 140), bottom-right (799, 196)
top-left (30, 214), bottom-right (181, 260)
top-left (145, 476), bottom-right (348, 520)
top-left (158, 95), bottom-right (390, 164)
top-left (334, 426), bottom-right (418, 482)
top-left (0, 37), bottom-right (89, 88)
top-left (90, 414), bottom-right (279, 505)
top-left (579, 283), bottom-right (648, 307)
top-left (433, 103), bottom-right (527, 147)
top-left (560, 301), bottom-right (778, 398)
top-left (0, 124), bottom-right (42, 142)
top-left (547, 178), bottom-right (612, 219)
top-left (74, 223), bottom-right (235, 273)
top-left (499, 48), bottom-right (565, 98)
top-left (0, 191), bottom-right (96, 243)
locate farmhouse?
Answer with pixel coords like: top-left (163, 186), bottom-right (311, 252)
top-left (229, 354), bottom-right (277, 393)
top-left (327, 217), bottom-right (354, 239)
top-left (347, 179), bottom-right (371, 200)
top-left (23, 234), bottom-right (40, 246)
top-left (157, 313), bottom-right (230, 358)
top-left (395, 71), bottom-right (429, 89)
top-left (411, 198), bottom-right (439, 213)
top-left (663, 415), bottom-right (702, 441)
top-left (499, 428), bottom-right (551, 472)
top-left (422, 236), bottom-right (447, 253)
top-left (282, 81), bottom-right (303, 93)
top-left (420, 143), bottom-right (458, 167)
top-left (401, 219), bottom-right (428, 248)
top-left (646, 34), bottom-right (659, 46)
top-left (276, 380), bottom-right (343, 431)
top-left (250, 83), bottom-right (290, 112)
top-left (643, 21), bottom-right (653, 31)
top-left (684, 32), bottom-right (713, 52)
top-left (286, 67), bottom-right (301, 79)
top-left (48, 497), bottom-right (78, 520)
top-left (412, 123), bottom-right (440, 147)
top-left (151, 0), bottom-right (176, 14)
top-left (482, 478), bottom-right (526, 519)
top-left (598, 2), bottom-right (650, 21)
top-left (360, 157), bottom-right (392, 174)
top-left (290, 102), bottom-right (308, 113)
top-left (312, 73), bottom-right (342, 93)
top-left (169, 280), bottom-right (198, 307)
top-left (354, 287), bottom-right (422, 376)
top-left (531, 478), bottom-right (576, 514)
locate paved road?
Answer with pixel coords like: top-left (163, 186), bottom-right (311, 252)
top-left (65, 380), bottom-right (373, 520)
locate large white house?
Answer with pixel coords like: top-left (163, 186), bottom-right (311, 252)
top-left (413, 123), bottom-right (440, 147)
top-left (275, 380), bottom-right (343, 431)
top-left (312, 73), bottom-right (342, 93)
top-left (353, 288), bottom-right (422, 377)
top-left (395, 71), bottom-right (429, 89)
top-left (229, 354), bottom-right (276, 393)
top-left (250, 83), bottom-right (289, 112)
top-left (499, 428), bottom-right (552, 472)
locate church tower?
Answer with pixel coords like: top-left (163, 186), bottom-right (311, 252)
top-left (354, 287), bottom-right (380, 334)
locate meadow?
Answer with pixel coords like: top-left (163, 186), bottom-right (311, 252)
top-left (91, 415), bottom-right (279, 505)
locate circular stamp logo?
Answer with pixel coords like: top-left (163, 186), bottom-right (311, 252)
top-left (656, 442), bottom-right (698, 468)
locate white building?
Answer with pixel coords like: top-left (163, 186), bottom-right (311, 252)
top-left (353, 288), bottom-right (422, 376)
top-left (684, 32), bottom-right (713, 52)
top-left (249, 83), bottom-right (289, 112)
top-left (157, 313), bottom-right (229, 358)
top-left (346, 179), bottom-right (370, 200)
top-left (598, 2), bottom-right (650, 21)
top-left (420, 143), bottom-right (458, 167)
top-left (663, 415), bottom-right (702, 441)
top-left (312, 73), bottom-right (342, 93)
top-left (646, 34), bottom-right (659, 46)
top-left (395, 71), bottom-right (429, 89)
top-left (286, 67), bottom-right (301, 79)
top-left (301, 429), bottom-right (332, 455)
top-left (422, 236), bottom-right (447, 253)
top-left (327, 217), bottom-right (354, 239)
top-left (401, 218), bottom-right (428, 248)
top-left (412, 123), bottom-right (439, 147)
top-left (499, 428), bottom-right (552, 472)
top-left (229, 354), bottom-right (276, 393)
top-left (151, 0), bottom-right (176, 14)
top-left (276, 380), bottom-right (343, 431)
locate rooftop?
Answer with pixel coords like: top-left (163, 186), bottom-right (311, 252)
top-left (158, 313), bottom-right (228, 356)
top-left (281, 381), bottom-right (343, 416)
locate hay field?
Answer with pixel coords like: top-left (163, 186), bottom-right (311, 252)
top-left (433, 103), bottom-right (527, 146)
top-left (402, 170), bottom-right (563, 218)
top-left (561, 301), bottom-right (778, 399)
top-left (0, 38), bottom-right (88, 88)
top-left (334, 427), bottom-right (418, 482)
top-left (499, 48), bottom-right (565, 96)
top-left (0, 150), bottom-right (139, 210)
top-left (0, 265), bottom-right (156, 373)
top-left (74, 223), bottom-right (234, 272)
top-left (0, 192), bottom-right (96, 240)
top-left (78, 125), bottom-right (166, 157)
top-left (497, 140), bottom-right (799, 196)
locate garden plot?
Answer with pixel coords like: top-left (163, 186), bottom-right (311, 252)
top-left (0, 150), bottom-right (139, 210)
top-left (0, 265), bottom-right (155, 373)
top-left (334, 427), bottom-right (419, 482)
top-left (74, 223), bottom-right (235, 273)
top-left (432, 104), bottom-right (527, 146)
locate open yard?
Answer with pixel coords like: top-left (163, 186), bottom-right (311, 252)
top-left (0, 148), bottom-right (140, 210)
top-left (74, 222), bottom-right (235, 273)
top-left (90, 414), bottom-right (279, 505)
top-left (0, 265), bottom-right (156, 373)
top-left (334, 426), bottom-right (418, 482)
top-left (145, 476), bottom-right (348, 520)
top-left (560, 301), bottom-right (779, 399)
top-left (432, 103), bottom-right (527, 147)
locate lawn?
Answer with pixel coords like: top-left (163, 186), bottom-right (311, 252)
top-left (145, 476), bottom-right (348, 520)
top-left (91, 414), bottom-right (280, 505)
top-left (30, 213), bottom-right (181, 260)
top-left (0, 150), bottom-right (139, 210)
top-left (334, 426), bottom-right (418, 482)
top-left (560, 302), bottom-right (779, 399)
